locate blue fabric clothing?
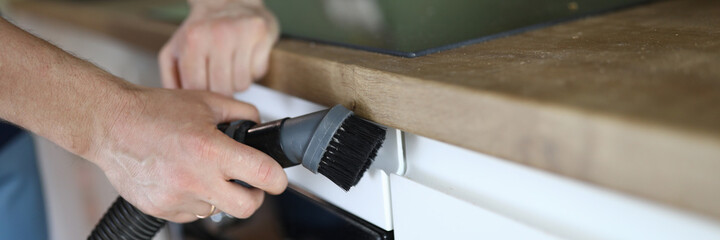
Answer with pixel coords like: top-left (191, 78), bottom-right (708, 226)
top-left (0, 130), bottom-right (48, 240)
top-left (0, 122), bottom-right (21, 148)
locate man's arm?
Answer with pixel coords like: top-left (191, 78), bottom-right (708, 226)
top-left (0, 18), bottom-right (133, 156)
top-left (159, 0), bottom-right (279, 95)
top-left (0, 18), bottom-right (287, 222)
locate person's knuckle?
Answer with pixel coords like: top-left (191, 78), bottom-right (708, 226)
top-left (184, 24), bottom-right (206, 46)
top-left (245, 16), bottom-right (266, 33)
top-left (168, 168), bottom-right (202, 193)
top-left (211, 21), bottom-right (233, 38)
top-left (183, 132), bottom-right (217, 160)
top-left (254, 160), bottom-right (274, 186)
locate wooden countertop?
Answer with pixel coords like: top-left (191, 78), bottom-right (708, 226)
top-left (9, 0), bottom-right (720, 221)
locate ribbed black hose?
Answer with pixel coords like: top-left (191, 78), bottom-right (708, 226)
top-left (88, 197), bottom-right (166, 240)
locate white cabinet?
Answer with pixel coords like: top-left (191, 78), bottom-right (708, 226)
top-left (399, 133), bottom-right (720, 240)
top-left (391, 175), bottom-right (558, 240)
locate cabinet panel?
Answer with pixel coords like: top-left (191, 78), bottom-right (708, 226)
top-left (402, 133), bottom-right (720, 239)
top-left (391, 175), bottom-right (558, 240)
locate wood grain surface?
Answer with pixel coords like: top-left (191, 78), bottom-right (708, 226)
top-left (9, 0), bottom-right (720, 220)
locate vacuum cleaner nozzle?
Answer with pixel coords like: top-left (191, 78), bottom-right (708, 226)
top-left (227, 104), bottom-right (387, 190)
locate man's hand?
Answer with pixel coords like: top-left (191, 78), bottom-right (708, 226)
top-left (90, 88), bottom-right (288, 222)
top-left (159, 0), bottom-right (279, 96)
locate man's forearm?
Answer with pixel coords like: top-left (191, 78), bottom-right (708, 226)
top-left (0, 18), bottom-right (137, 159)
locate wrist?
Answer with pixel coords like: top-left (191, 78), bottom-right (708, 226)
top-left (83, 75), bottom-right (145, 165)
top-left (39, 51), bottom-right (144, 163)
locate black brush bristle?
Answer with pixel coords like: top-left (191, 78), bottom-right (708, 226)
top-left (317, 114), bottom-right (386, 191)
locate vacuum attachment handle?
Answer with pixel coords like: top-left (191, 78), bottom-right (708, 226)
top-left (220, 119), bottom-right (299, 168)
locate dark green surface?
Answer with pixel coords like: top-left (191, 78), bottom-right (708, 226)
top-left (150, 0), bottom-right (649, 56)
top-left (266, 0), bottom-right (648, 56)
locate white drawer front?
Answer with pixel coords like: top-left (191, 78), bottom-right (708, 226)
top-left (402, 133), bottom-right (720, 239)
top-left (391, 175), bottom-right (558, 240)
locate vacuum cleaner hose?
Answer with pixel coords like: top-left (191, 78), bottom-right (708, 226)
top-left (88, 197), bottom-right (167, 240)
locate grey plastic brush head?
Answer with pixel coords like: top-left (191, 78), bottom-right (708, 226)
top-left (280, 105), bottom-right (387, 191)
